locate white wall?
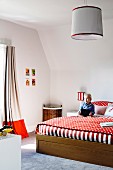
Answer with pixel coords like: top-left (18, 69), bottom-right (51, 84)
top-left (38, 18), bottom-right (113, 115)
top-left (0, 19), bottom-right (50, 131)
top-left (1, 17), bottom-right (113, 129)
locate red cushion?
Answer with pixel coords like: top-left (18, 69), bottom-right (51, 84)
top-left (3, 119), bottom-right (29, 139)
top-left (13, 119), bottom-right (29, 139)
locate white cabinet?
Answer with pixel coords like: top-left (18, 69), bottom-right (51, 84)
top-left (0, 134), bottom-right (21, 170)
top-left (67, 111), bottom-right (78, 117)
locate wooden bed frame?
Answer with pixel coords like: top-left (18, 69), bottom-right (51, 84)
top-left (36, 134), bottom-right (113, 168)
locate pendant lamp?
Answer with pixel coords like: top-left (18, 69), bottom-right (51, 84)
top-left (71, 6), bottom-right (103, 40)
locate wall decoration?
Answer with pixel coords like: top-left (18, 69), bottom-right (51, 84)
top-left (26, 68), bottom-right (30, 76)
top-left (25, 68), bottom-right (36, 86)
top-left (26, 79), bottom-right (30, 86)
top-left (32, 79), bottom-right (36, 86)
top-left (32, 69), bottom-right (35, 76)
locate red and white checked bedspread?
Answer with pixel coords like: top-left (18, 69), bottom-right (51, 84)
top-left (36, 116), bottom-right (113, 144)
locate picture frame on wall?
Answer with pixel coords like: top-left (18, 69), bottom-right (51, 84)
top-left (32, 69), bottom-right (35, 76)
top-left (32, 79), bottom-right (36, 86)
top-left (26, 79), bottom-right (30, 86)
top-left (26, 68), bottom-right (30, 76)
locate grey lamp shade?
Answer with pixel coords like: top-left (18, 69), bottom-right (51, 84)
top-left (71, 6), bottom-right (103, 40)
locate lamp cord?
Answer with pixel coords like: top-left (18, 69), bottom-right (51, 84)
top-left (84, 0), bottom-right (87, 5)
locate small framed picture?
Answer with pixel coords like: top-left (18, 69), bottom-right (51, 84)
top-left (32, 69), bottom-right (35, 76)
top-left (32, 79), bottom-right (36, 86)
top-left (26, 79), bottom-right (30, 86)
top-left (26, 68), bottom-right (30, 76)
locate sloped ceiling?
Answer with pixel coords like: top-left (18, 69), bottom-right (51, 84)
top-left (0, 0), bottom-right (113, 71)
top-left (0, 0), bottom-right (113, 29)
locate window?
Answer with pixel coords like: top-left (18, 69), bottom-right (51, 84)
top-left (0, 45), bottom-right (6, 127)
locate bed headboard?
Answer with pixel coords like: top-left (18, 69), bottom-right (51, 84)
top-left (92, 101), bottom-right (113, 115)
top-left (92, 101), bottom-right (112, 106)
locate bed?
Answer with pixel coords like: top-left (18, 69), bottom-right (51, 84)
top-left (36, 101), bottom-right (113, 168)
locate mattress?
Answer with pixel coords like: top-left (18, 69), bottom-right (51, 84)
top-left (36, 116), bottom-right (113, 145)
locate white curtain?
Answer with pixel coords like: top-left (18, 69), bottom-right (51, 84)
top-left (4, 46), bottom-right (21, 124)
top-left (4, 46), bottom-right (28, 138)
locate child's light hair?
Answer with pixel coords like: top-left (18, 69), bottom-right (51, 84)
top-left (84, 93), bottom-right (92, 100)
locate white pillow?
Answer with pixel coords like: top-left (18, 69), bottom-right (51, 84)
top-left (94, 105), bottom-right (107, 115)
top-left (105, 104), bottom-right (113, 117)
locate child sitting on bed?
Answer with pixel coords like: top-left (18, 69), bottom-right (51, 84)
top-left (78, 93), bottom-right (95, 117)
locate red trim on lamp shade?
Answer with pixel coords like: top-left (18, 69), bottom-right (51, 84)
top-left (72, 6), bottom-right (101, 11)
top-left (71, 33), bottom-right (103, 36)
top-left (71, 33), bottom-right (103, 39)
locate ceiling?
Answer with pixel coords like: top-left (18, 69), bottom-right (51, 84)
top-left (0, 0), bottom-right (113, 30)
